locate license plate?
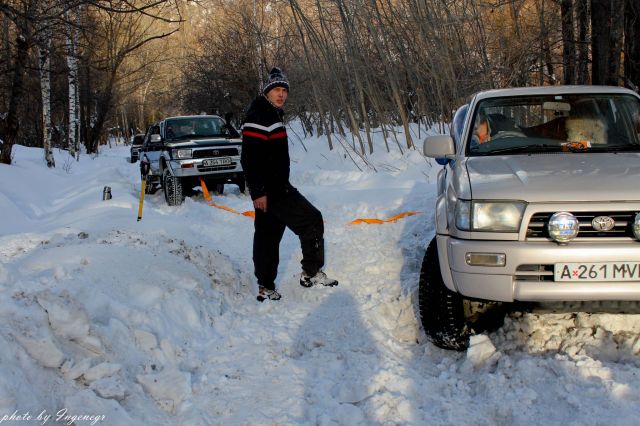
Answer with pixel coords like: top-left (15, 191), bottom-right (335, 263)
top-left (202, 157), bottom-right (231, 167)
top-left (554, 262), bottom-right (640, 282)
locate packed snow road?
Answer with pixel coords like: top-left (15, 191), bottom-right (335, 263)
top-left (1, 135), bottom-right (639, 425)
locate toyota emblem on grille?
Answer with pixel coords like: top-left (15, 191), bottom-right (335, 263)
top-left (592, 216), bottom-right (615, 231)
top-left (212, 150), bottom-right (219, 156)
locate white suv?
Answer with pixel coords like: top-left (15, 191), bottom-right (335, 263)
top-left (420, 85), bottom-right (640, 350)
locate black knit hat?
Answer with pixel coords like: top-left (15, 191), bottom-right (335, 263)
top-left (263, 67), bottom-right (289, 95)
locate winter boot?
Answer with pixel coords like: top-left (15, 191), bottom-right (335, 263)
top-left (257, 286), bottom-right (281, 302)
top-left (300, 271), bottom-right (338, 288)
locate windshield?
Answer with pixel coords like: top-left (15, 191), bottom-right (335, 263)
top-left (164, 117), bottom-right (231, 140)
top-left (467, 93), bottom-right (640, 155)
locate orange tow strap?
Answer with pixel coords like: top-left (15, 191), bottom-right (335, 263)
top-left (349, 211), bottom-right (421, 225)
top-left (199, 178), bottom-right (255, 218)
top-left (198, 177), bottom-right (419, 224)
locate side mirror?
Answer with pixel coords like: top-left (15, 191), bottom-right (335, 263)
top-left (423, 135), bottom-right (455, 159)
top-left (150, 134), bottom-right (161, 144)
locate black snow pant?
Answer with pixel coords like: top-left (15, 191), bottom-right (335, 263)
top-left (253, 188), bottom-right (324, 290)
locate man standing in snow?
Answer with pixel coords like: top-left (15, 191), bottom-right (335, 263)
top-left (241, 67), bottom-right (338, 302)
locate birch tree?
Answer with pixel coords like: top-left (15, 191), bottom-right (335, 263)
top-left (38, 32), bottom-right (54, 167)
top-left (66, 7), bottom-right (80, 159)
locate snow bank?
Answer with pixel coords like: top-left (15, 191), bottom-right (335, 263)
top-left (0, 128), bottom-right (639, 425)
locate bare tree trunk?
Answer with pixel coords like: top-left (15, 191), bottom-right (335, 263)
top-left (366, 0), bottom-right (413, 149)
top-left (561, 0), bottom-right (576, 84)
top-left (537, 0), bottom-right (556, 84)
top-left (79, 51), bottom-right (92, 158)
top-left (625, 0), bottom-right (640, 89)
top-left (608, 1), bottom-right (625, 85)
top-left (288, 0), bottom-right (334, 150)
top-left (87, 70), bottom-right (117, 154)
top-left (120, 108), bottom-right (126, 143)
top-left (0, 32), bottom-right (29, 165)
top-left (591, 0), bottom-right (611, 85)
top-left (139, 76), bottom-right (153, 129)
top-left (66, 8), bottom-right (80, 159)
top-left (39, 36), bottom-right (55, 167)
top-left (576, 0), bottom-right (590, 84)
top-left (2, 14), bottom-right (9, 75)
top-left (253, 0), bottom-right (263, 94)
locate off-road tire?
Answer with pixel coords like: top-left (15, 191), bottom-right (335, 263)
top-left (418, 238), bottom-right (470, 351)
top-left (163, 168), bottom-right (184, 206)
top-left (418, 238), bottom-right (507, 351)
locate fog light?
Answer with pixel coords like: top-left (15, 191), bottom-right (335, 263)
top-left (465, 253), bottom-right (506, 267)
top-left (633, 213), bottom-right (640, 240)
top-left (548, 212), bottom-right (579, 243)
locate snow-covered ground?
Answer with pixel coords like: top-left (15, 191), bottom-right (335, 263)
top-left (1, 125), bottom-right (640, 426)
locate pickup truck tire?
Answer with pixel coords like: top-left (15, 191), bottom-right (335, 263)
top-left (163, 168), bottom-right (184, 206)
top-left (419, 238), bottom-right (470, 351)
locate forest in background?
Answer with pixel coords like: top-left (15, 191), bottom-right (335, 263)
top-left (0, 0), bottom-right (639, 166)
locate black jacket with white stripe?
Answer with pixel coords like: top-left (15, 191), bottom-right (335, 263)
top-left (241, 95), bottom-right (292, 201)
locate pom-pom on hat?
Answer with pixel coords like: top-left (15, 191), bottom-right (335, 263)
top-left (263, 67), bottom-right (289, 95)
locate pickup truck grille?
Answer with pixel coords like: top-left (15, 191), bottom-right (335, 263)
top-left (526, 211), bottom-right (636, 240)
top-left (193, 148), bottom-right (238, 158)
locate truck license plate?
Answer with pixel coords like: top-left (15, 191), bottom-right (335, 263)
top-left (202, 157), bottom-right (231, 167)
top-left (554, 262), bottom-right (640, 282)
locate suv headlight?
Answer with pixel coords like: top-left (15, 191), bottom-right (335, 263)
top-left (173, 149), bottom-right (192, 159)
top-left (456, 200), bottom-right (526, 232)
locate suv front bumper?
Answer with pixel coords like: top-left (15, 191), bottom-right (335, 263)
top-left (438, 235), bottom-right (640, 302)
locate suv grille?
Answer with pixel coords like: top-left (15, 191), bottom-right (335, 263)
top-left (526, 211), bottom-right (637, 240)
top-left (193, 148), bottom-right (238, 158)
top-left (515, 264), bottom-right (554, 282)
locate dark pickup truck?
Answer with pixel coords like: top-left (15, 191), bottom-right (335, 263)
top-left (140, 114), bottom-right (244, 205)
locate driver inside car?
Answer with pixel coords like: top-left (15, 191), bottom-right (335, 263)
top-left (471, 112), bottom-right (491, 147)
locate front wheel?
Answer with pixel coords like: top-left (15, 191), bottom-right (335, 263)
top-left (163, 168), bottom-right (184, 206)
top-left (418, 238), bottom-right (469, 350)
top-left (418, 238), bottom-right (508, 351)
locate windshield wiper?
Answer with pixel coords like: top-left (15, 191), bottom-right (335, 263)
top-left (474, 144), bottom-right (562, 155)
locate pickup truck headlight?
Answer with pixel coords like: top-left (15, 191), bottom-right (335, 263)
top-left (173, 149), bottom-right (192, 159)
top-left (456, 200), bottom-right (526, 232)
